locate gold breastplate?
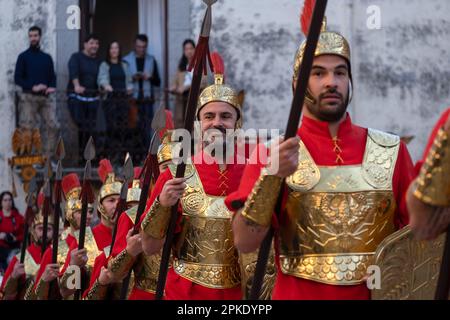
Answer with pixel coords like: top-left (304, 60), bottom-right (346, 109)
top-left (168, 164), bottom-right (240, 289)
top-left (73, 227), bottom-right (100, 269)
top-left (16, 250), bottom-right (39, 278)
top-left (282, 129), bottom-right (400, 285)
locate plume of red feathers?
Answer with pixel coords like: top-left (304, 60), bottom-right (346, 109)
top-left (98, 159), bottom-right (114, 183)
top-left (62, 173), bottom-right (81, 199)
top-left (301, 0), bottom-right (316, 36)
top-left (210, 52), bottom-right (225, 78)
top-left (159, 110), bottom-right (175, 140)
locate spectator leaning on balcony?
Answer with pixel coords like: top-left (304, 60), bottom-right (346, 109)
top-left (124, 34), bottom-right (161, 150)
top-left (14, 25), bottom-right (59, 158)
top-left (0, 192), bottom-right (24, 273)
top-left (98, 41), bottom-right (133, 164)
top-left (67, 34), bottom-right (103, 162)
top-left (169, 39), bottom-right (208, 128)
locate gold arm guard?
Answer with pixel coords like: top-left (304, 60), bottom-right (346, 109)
top-left (23, 280), bottom-right (37, 300)
top-left (141, 198), bottom-right (171, 239)
top-left (84, 279), bottom-right (109, 300)
top-left (414, 128), bottom-right (450, 206)
top-left (2, 277), bottom-right (19, 297)
top-left (34, 278), bottom-right (50, 300)
top-left (241, 168), bottom-right (283, 227)
top-left (108, 249), bottom-right (136, 280)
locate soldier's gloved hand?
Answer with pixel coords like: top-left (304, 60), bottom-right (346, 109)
top-left (126, 229), bottom-right (143, 257)
top-left (98, 267), bottom-right (115, 286)
top-left (41, 264), bottom-right (60, 282)
top-left (70, 248), bottom-right (88, 267)
top-left (266, 136), bottom-right (300, 178)
top-left (11, 263), bottom-right (25, 279)
top-left (159, 178), bottom-right (187, 207)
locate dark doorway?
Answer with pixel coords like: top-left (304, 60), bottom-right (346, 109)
top-left (93, 0), bottom-right (139, 59)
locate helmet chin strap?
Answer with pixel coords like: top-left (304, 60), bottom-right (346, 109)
top-left (98, 204), bottom-right (115, 227)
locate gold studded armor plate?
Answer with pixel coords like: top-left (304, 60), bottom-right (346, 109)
top-left (282, 129), bottom-right (400, 285)
top-left (168, 164), bottom-right (241, 289)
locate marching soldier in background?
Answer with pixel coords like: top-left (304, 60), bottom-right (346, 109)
top-left (1, 192), bottom-right (53, 300)
top-left (59, 161), bottom-right (120, 298)
top-left (99, 112), bottom-right (177, 300)
top-left (225, 1), bottom-right (415, 300)
top-left (83, 166), bottom-right (143, 300)
top-left (33, 173), bottom-right (91, 300)
top-left (407, 108), bottom-right (450, 239)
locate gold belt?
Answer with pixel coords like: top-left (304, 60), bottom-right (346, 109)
top-left (279, 253), bottom-right (374, 285)
top-left (173, 259), bottom-right (241, 289)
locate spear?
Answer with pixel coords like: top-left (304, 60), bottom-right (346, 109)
top-left (154, 0), bottom-right (216, 300)
top-left (109, 155), bottom-right (134, 258)
top-left (74, 137), bottom-right (96, 300)
top-left (41, 159), bottom-right (53, 257)
top-left (48, 137), bottom-right (65, 298)
top-left (247, 0), bottom-right (328, 300)
top-left (19, 178), bottom-right (37, 264)
top-left (15, 178), bottom-right (37, 297)
top-left (119, 106), bottom-right (165, 299)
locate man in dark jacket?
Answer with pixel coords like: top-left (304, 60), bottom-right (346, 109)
top-left (14, 25), bottom-right (59, 157)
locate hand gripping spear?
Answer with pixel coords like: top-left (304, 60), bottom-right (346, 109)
top-left (154, 0), bottom-right (217, 300)
top-left (243, 0), bottom-right (329, 300)
top-left (41, 159), bottom-right (53, 257)
top-left (74, 137), bottom-right (96, 300)
top-left (48, 137), bottom-right (65, 298)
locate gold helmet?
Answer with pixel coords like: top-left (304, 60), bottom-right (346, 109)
top-left (30, 191), bottom-right (54, 244)
top-left (293, 1), bottom-right (352, 104)
top-left (97, 159), bottom-right (122, 222)
top-left (156, 110), bottom-right (176, 165)
top-left (157, 130), bottom-right (181, 165)
top-left (197, 52), bottom-right (242, 128)
top-left (126, 167), bottom-right (142, 204)
top-left (62, 173), bottom-right (93, 228)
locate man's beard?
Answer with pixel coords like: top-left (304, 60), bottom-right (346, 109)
top-left (307, 87), bottom-right (349, 122)
top-left (30, 41), bottom-right (40, 48)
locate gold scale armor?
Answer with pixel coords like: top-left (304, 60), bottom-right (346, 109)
top-left (242, 129), bottom-right (401, 286)
top-left (141, 163), bottom-right (242, 290)
top-left (167, 164), bottom-right (241, 289)
top-left (281, 129), bottom-right (400, 285)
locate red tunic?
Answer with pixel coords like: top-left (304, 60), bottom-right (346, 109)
top-left (33, 233), bottom-right (76, 293)
top-left (92, 222), bottom-right (113, 252)
top-left (225, 114), bottom-right (415, 300)
top-left (415, 108), bottom-right (450, 172)
top-left (0, 209), bottom-right (24, 248)
top-left (139, 151), bottom-right (246, 300)
top-left (0, 243), bottom-right (41, 299)
top-left (108, 209), bottom-right (155, 300)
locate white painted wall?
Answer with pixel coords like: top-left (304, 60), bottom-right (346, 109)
top-left (0, 0), bottom-right (57, 212)
top-left (190, 0), bottom-right (450, 161)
